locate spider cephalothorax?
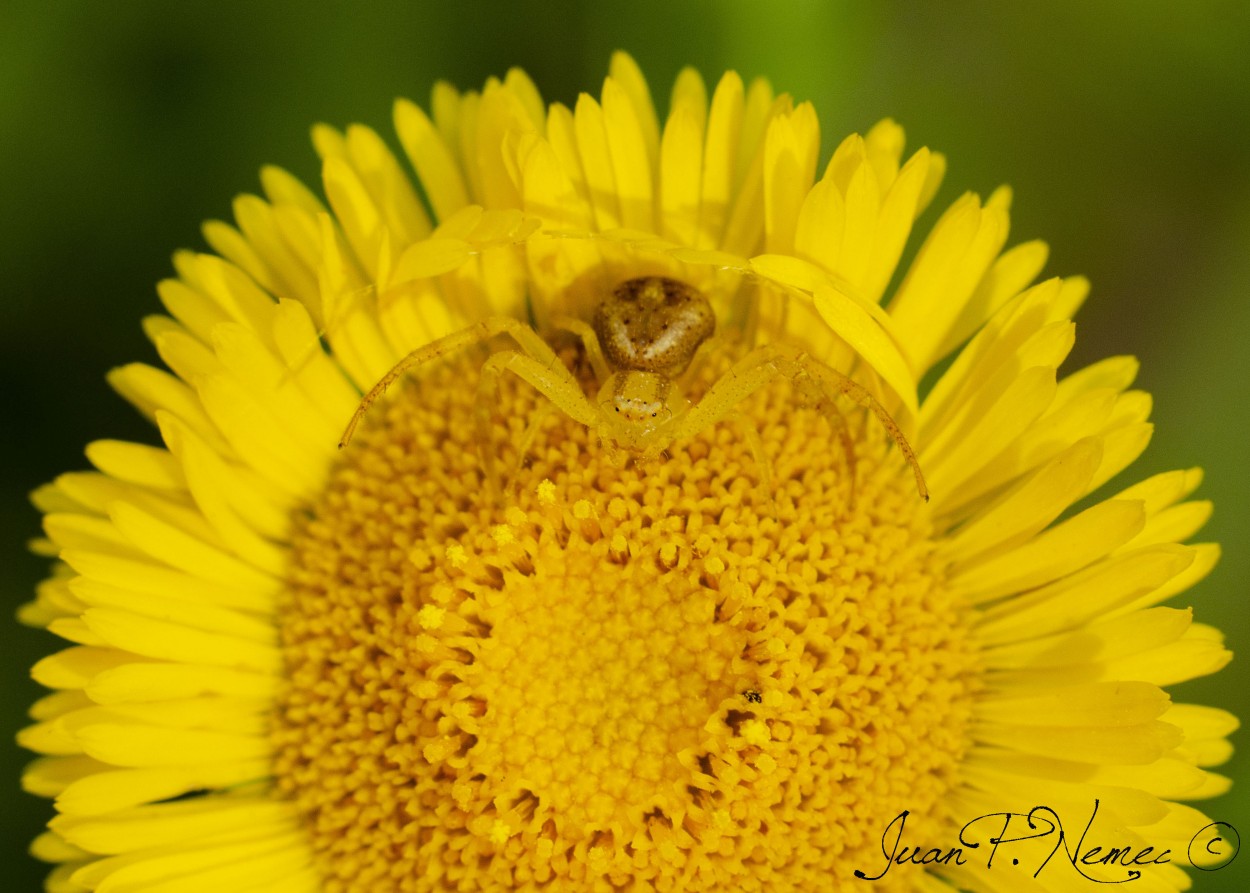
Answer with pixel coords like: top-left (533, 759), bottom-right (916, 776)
top-left (339, 276), bottom-right (927, 500)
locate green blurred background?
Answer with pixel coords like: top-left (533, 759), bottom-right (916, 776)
top-left (2, 1), bottom-right (1247, 888)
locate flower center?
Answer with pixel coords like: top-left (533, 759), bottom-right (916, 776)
top-left (272, 345), bottom-right (979, 892)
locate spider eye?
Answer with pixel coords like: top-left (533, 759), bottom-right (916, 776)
top-left (652, 412), bottom-right (657, 417)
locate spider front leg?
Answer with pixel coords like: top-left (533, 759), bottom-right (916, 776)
top-left (339, 316), bottom-right (564, 448)
top-left (773, 345), bottom-right (928, 501)
top-left (668, 344), bottom-right (927, 503)
top-left (727, 411), bottom-right (773, 501)
top-left (662, 350), bottom-right (792, 497)
top-left (548, 315), bottom-right (612, 383)
top-left (788, 372), bottom-right (860, 503)
top-left (663, 347), bottom-right (836, 499)
top-left (475, 349), bottom-right (599, 495)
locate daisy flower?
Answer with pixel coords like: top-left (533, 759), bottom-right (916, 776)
top-left (19, 52), bottom-right (1235, 892)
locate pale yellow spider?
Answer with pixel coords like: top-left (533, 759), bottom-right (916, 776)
top-left (339, 276), bottom-right (928, 502)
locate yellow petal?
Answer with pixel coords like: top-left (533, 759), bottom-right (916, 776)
top-left (81, 608), bottom-right (282, 673)
top-left (935, 238), bottom-right (1050, 359)
top-left (835, 160), bottom-right (879, 291)
top-left (735, 77), bottom-right (777, 194)
top-left (863, 118), bottom-right (905, 187)
top-left (922, 366), bottom-right (1059, 500)
top-left (222, 196), bottom-right (310, 303)
top-left (74, 724), bottom-right (272, 770)
top-left (720, 93), bottom-right (785, 258)
top-left (863, 146), bottom-right (933, 302)
top-left (890, 192), bottom-right (1010, 373)
top-left (47, 618), bottom-right (105, 646)
top-left (22, 755), bottom-right (108, 798)
top-left (472, 81), bottom-right (532, 209)
top-left (1105, 629), bottom-right (1232, 687)
top-left (574, 93), bottom-right (623, 232)
top-left (31, 647), bottom-right (149, 691)
top-left (762, 103), bottom-right (819, 254)
top-left (543, 102), bottom-right (592, 212)
top-left (981, 606), bottom-right (1192, 670)
top-left (52, 797), bottom-right (297, 854)
top-left (609, 51), bottom-right (660, 171)
top-left (697, 71), bottom-right (744, 250)
top-left (1163, 703), bottom-right (1240, 742)
top-left (793, 178), bottom-right (846, 275)
top-left (88, 662), bottom-right (277, 704)
top-left (68, 577), bottom-right (274, 643)
top-left (503, 67), bottom-right (545, 131)
top-left (941, 437), bottom-right (1103, 566)
top-left (669, 66), bottom-right (708, 134)
top-left (321, 154), bottom-right (384, 281)
top-left (392, 237), bottom-right (475, 282)
top-left (44, 513), bottom-right (138, 557)
top-left (659, 106), bottom-right (704, 247)
top-left (201, 219), bottom-right (275, 297)
top-left (1111, 541), bottom-right (1219, 615)
top-left (73, 830), bottom-right (312, 891)
top-left (920, 278), bottom-right (1071, 443)
top-left (29, 689), bottom-right (92, 722)
top-left (18, 719), bottom-right (84, 755)
top-left (1114, 467), bottom-right (1204, 515)
top-left (176, 253), bottom-right (280, 350)
top-left (30, 831), bottom-right (90, 864)
top-left (975, 720), bottom-right (1183, 766)
top-left (61, 548), bottom-right (274, 614)
top-left (976, 681), bottom-right (1169, 727)
top-left (394, 97), bottom-right (469, 223)
top-left (157, 423), bottom-right (286, 576)
top-left (151, 324), bottom-right (222, 384)
top-left (345, 123), bottom-right (431, 245)
top-left (950, 498), bottom-right (1145, 605)
top-left (261, 163), bottom-right (325, 216)
top-left (106, 364), bottom-right (227, 456)
top-left (812, 282), bottom-right (920, 422)
top-left (56, 759), bottom-right (271, 817)
top-left (84, 440), bottom-right (184, 495)
top-left (1087, 422), bottom-right (1154, 495)
top-left (270, 298), bottom-right (360, 430)
top-left (210, 321), bottom-right (339, 452)
top-left (1118, 500), bottom-right (1212, 552)
top-left (195, 373), bottom-right (326, 499)
top-left (108, 501), bottom-right (280, 592)
top-left (976, 544), bottom-right (1195, 644)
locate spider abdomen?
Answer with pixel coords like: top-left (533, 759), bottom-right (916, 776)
top-left (594, 276), bottom-right (715, 377)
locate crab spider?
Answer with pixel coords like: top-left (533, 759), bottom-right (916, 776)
top-left (339, 276), bottom-right (928, 502)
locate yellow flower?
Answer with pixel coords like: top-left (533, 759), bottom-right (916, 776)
top-left (18, 53), bottom-right (1236, 892)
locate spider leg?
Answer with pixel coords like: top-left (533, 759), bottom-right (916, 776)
top-left (790, 373), bottom-right (859, 504)
top-left (666, 348), bottom-right (785, 440)
top-left (513, 401), bottom-right (557, 482)
top-left (669, 343), bottom-right (925, 503)
top-left (679, 331), bottom-right (739, 391)
top-left (728, 411), bottom-right (773, 503)
top-left (548, 315), bottom-right (612, 382)
top-left (773, 344), bottom-right (928, 502)
top-left (339, 316), bottom-right (564, 448)
top-left (476, 349), bottom-right (599, 494)
top-left (664, 349), bottom-right (791, 494)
